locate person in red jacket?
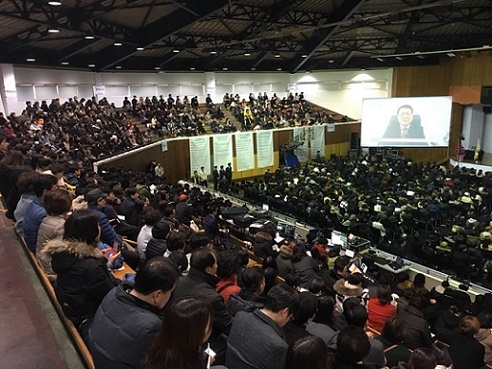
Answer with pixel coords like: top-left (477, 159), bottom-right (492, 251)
top-left (367, 285), bottom-right (397, 332)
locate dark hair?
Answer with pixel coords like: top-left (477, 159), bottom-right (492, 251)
top-left (33, 174), bottom-right (58, 197)
top-left (377, 285), bottom-right (392, 305)
top-left (263, 267), bottom-right (278, 296)
top-left (0, 150), bottom-right (25, 166)
top-left (334, 255), bottom-right (350, 273)
top-left (313, 296), bottom-right (335, 327)
top-left (292, 243), bottom-right (308, 263)
top-left (408, 348), bottom-right (437, 369)
top-left (188, 232), bottom-right (210, 251)
top-left (63, 209), bottom-right (100, 245)
top-left (335, 326), bottom-right (371, 365)
top-left (44, 189), bottom-right (72, 215)
top-left (262, 256), bottom-right (278, 270)
top-left (143, 297), bottom-right (212, 369)
top-left (151, 220), bottom-right (170, 239)
top-left (285, 336), bottom-right (328, 369)
top-left (167, 250), bottom-right (188, 274)
top-left (284, 273), bottom-right (302, 290)
top-left (413, 273), bottom-right (426, 288)
top-left (432, 341), bottom-right (452, 367)
top-left (307, 276), bottom-right (326, 295)
top-left (343, 298), bottom-right (367, 327)
top-left (190, 248), bottom-right (216, 273)
top-left (134, 257), bottom-right (180, 295)
top-left (293, 292), bottom-right (318, 325)
top-left (17, 170), bottom-right (38, 194)
top-left (142, 207), bottom-right (162, 226)
top-left (381, 316), bottom-right (406, 344)
top-left (167, 230), bottom-right (187, 252)
top-left (264, 283), bottom-right (299, 315)
top-left (241, 266), bottom-right (265, 294)
top-left (216, 250), bottom-right (241, 279)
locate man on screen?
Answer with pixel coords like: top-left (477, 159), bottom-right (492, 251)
top-left (381, 104), bottom-right (426, 145)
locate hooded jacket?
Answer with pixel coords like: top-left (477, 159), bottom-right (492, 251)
top-left (253, 231), bottom-right (277, 259)
top-left (276, 245), bottom-right (294, 278)
top-left (43, 239), bottom-right (119, 325)
top-left (333, 278), bottom-right (368, 312)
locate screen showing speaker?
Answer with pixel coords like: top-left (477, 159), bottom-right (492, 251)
top-left (360, 96), bottom-right (452, 147)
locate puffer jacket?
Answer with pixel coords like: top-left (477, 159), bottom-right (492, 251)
top-left (333, 278), bottom-right (368, 312)
top-left (22, 196), bottom-right (47, 251)
top-left (42, 239), bottom-right (120, 326)
top-left (276, 245), bottom-right (294, 278)
top-left (88, 204), bottom-right (122, 245)
top-left (253, 231), bottom-right (277, 259)
top-left (36, 215), bottom-right (65, 281)
top-left (145, 237), bottom-right (168, 260)
top-left (475, 328), bottom-right (492, 365)
top-left (87, 284), bottom-right (162, 369)
top-left (227, 290), bottom-right (265, 316)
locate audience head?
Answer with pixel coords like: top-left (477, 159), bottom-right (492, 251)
top-left (151, 220), bottom-right (170, 240)
top-left (432, 341), bottom-right (453, 368)
top-left (460, 315), bottom-right (480, 336)
top-left (167, 230), bottom-right (187, 252)
top-left (292, 292), bottom-right (318, 326)
top-left (307, 276), bottom-right (326, 296)
top-left (216, 250), bottom-right (241, 279)
top-left (142, 207), bottom-right (162, 226)
top-left (167, 250), bottom-right (188, 274)
top-left (241, 266), bottom-right (265, 295)
top-left (285, 336), bottom-right (327, 369)
top-left (284, 273), bottom-right (302, 291)
top-left (143, 297), bottom-right (213, 369)
top-left (313, 296), bottom-right (335, 326)
top-left (414, 273), bottom-right (426, 288)
top-left (343, 298), bottom-right (368, 328)
top-left (33, 174), bottom-right (58, 197)
top-left (190, 247), bottom-right (217, 276)
top-left (377, 285), bottom-right (392, 305)
top-left (188, 232), bottom-right (210, 251)
top-left (381, 316), bottom-right (406, 344)
top-left (408, 348), bottom-right (437, 369)
top-left (133, 257), bottom-right (179, 308)
top-left (334, 255), bottom-right (350, 278)
top-left (336, 326), bottom-right (371, 365)
top-left (63, 209), bottom-right (100, 246)
top-left (263, 283), bottom-right (299, 327)
top-left (44, 189), bottom-right (72, 216)
top-left (17, 170), bottom-right (39, 194)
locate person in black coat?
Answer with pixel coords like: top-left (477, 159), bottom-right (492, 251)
top-left (448, 316), bottom-right (485, 369)
top-left (145, 220), bottom-right (171, 260)
top-left (87, 257), bottom-right (180, 369)
top-left (169, 247), bottom-right (232, 364)
top-left (398, 291), bottom-right (433, 350)
top-left (227, 266), bottom-right (266, 316)
top-left (42, 209), bottom-right (121, 326)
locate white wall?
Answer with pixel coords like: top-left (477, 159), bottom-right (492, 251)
top-left (462, 104), bottom-right (487, 151)
top-left (4, 66), bottom-right (392, 119)
top-left (483, 110), bottom-right (492, 153)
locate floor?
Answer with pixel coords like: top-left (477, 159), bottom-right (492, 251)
top-left (0, 210), bottom-right (84, 369)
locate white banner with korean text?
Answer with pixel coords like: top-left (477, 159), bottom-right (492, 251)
top-left (234, 132), bottom-right (254, 172)
top-left (189, 137), bottom-right (211, 176)
top-left (256, 130), bottom-right (274, 168)
top-left (213, 134), bottom-right (233, 170)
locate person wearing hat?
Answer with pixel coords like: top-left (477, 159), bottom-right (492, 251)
top-left (175, 193), bottom-right (192, 226)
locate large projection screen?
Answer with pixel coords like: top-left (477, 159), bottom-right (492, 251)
top-left (361, 96), bottom-right (452, 147)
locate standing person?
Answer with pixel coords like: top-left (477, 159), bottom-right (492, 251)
top-left (213, 165), bottom-right (219, 191)
top-left (141, 297), bottom-right (213, 369)
top-left (226, 163), bottom-right (233, 185)
top-left (219, 165), bottom-right (226, 181)
top-left (199, 166), bottom-right (208, 187)
top-left (226, 283), bottom-right (299, 369)
top-left (87, 257), bottom-right (179, 369)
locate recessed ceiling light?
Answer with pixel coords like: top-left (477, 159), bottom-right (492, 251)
top-left (26, 58), bottom-right (36, 62)
top-left (48, 1), bottom-right (62, 5)
top-left (155, 66), bottom-right (161, 70)
top-left (306, 70), bottom-right (311, 73)
top-left (85, 35), bottom-right (95, 40)
top-left (251, 67), bottom-right (256, 70)
top-left (136, 47), bottom-right (144, 51)
top-left (190, 67), bottom-right (195, 70)
top-left (88, 64), bottom-right (95, 67)
top-left (114, 42), bottom-right (122, 46)
top-left (244, 53), bottom-right (250, 56)
top-left (48, 28), bottom-right (59, 33)
top-left (173, 49), bottom-right (180, 53)
top-left (61, 61), bottom-right (69, 65)
top-left (302, 54), bottom-right (308, 58)
top-left (222, 67), bottom-right (228, 70)
top-left (277, 67), bottom-right (282, 70)
top-left (210, 51), bottom-right (217, 54)
top-left (328, 60), bottom-right (334, 63)
top-left (115, 65), bottom-right (122, 69)
top-left (275, 54), bottom-right (280, 58)
top-left (395, 56), bottom-right (404, 60)
top-left (376, 58), bottom-right (384, 62)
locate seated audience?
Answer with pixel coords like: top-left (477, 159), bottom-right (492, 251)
top-left (285, 335), bottom-right (328, 369)
top-left (215, 250), bottom-right (241, 304)
top-left (306, 296), bottom-right (338, 350)
top-left (226, 283), bottom-right (299, 369)
top-left (87, 257), bottom-right (179, 369)
top-left (284, 291), bottom-right (318, 345)
top-left (14, 171), bottom-right (39, 235)
top-left (376, 316), bottom-right (412, 367)
top-left (448, 315), bottom-right (485, 369)
top-left (43, 209), bottom-right (120, 326)
top-left (227, 266), bottom-right (266, 316)
top-left (136, 207), bottom-right (162, 260)
top-left (327, 325), bottom-right (371, 369)
top-left (398, 290), bottom-right (433, 350)
top-left (367, 285), bottom-right (397, 332)
top-left (144, 220), bottom-right (171, 260)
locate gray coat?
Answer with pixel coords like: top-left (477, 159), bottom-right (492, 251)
top-left (226, 310), bottom-right (287, 369)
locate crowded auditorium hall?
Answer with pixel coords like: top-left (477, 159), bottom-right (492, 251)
top-left (1, 1), bottom-right (492, 369)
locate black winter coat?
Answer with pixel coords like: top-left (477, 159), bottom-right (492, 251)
top-left (145, 238), bottom-right (167, 260)
top-left (43, 239), bottom-right (120, 326)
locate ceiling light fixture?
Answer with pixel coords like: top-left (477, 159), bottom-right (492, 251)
top-left (48, 1), bottom-right (62, 5)
top-left (277, 67), bottom-right (282, 70)
top-left (302, 54), bottom-right (307, 58)
top-left (173, 49), bottom-right (180, 53)
top-left (244, 53), bottom-right (250, 56)
top-left (88, 64), bottom-right (95, 67)
top-left (210, 51), bottom-right (217, 54)
top-left (85, 35), bottom-right (95, 40)
top-left (395, 56), bottom-right (404, 60)
top-left (328, 60), bottom-right (334, 63)
top-left (222, 67), bottom-right (228, 70)
top-left (446, 52), bottom-right (456, 57)
top-left (251, 67), bottom-right (256, 70)
top-left (48, 28), bottom-right (59, 33)
top-left (26, 58), bottom-right (36, 62)
top-left (61, 61), bottom-right (69, 65)
top-left (275, 54), bottom-right (280, 58)
top-left (136, 47), bottom-right (144, 51)
top-left (115, 65), bottom-right (122, 69)
top-left (190, 67), bottom-right (195, 70)
top-left (114, 42), bottom-right (122, 46)
top-left (155, 66), bottom-right (161, 70)
top-left (376, 58), bottom-right (384, 62)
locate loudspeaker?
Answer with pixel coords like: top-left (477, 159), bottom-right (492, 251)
top-left (480, 86), bottom-right (492, 105)
top-left (350, 132), bottom-right (359, 150)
